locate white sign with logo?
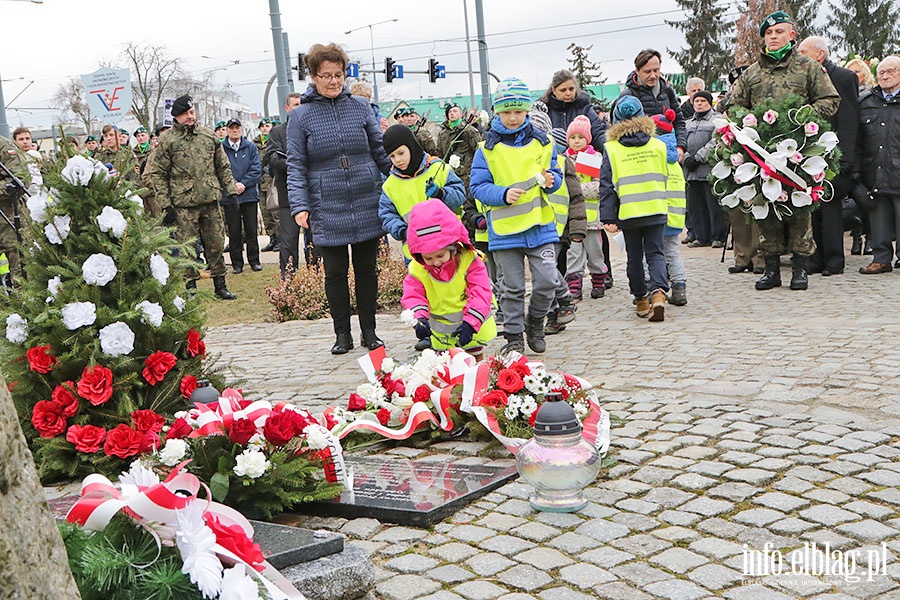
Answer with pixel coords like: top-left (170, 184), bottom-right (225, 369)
top-left (82, 68), bottom-right (132, 126)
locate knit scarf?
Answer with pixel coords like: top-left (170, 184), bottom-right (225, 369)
top-left (765, 41), bottom-right (794, 62)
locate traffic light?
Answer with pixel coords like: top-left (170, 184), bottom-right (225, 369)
top-left (297, 53), bottom-right (307, 78)
top-left (428, 58), bottom-right (439, 83)
top-left (385, 57), bottom-right (396, 83)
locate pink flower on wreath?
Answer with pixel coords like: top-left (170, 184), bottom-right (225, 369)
top-left (804, 122), bottom-right (819, 136)
top-left (790, 152), bottom-right (804, 164)
top-left (730, 154), bottom-right (745, 167)
top-left (777, 191), bottom-right (789, 202)
top-left (722, 131), bottom-right (735, 145)
top-left (762, 110), bottom-right (779, 124)
top-left (742, 114), bottom-right (758, 127)
top-left (813, 171), bottom-right (826, 183)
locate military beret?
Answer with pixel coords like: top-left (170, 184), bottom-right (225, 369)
top-left (259, 117), bottom-right (272, 127)
top-left (270, 117), bottom-right (281, 125)
top-left (85, 135), bottom-right (97, 142)
top-left (118, 129), bottom-right (129, 137)
top-left (394, 107), bottom-right (409, 119)
top-left (728, 65), bottom-right (749, 84)
top-left (134, 127), bottom-right (148, 135)
top-left (444, 101), bottom-right (460, 118)
top-left (214, 120), bottom-right (227, 130)
top-left (760, 11), bottom-right (792, 36)
top-left (171, 95), bottom-right (193, 117)
top-left (407, 106), bottom-right (419, 116)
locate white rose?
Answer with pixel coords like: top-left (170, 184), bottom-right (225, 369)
top-left (136, 300), bottom-right (164, 327)
top-left (26, 191), bottom-right (50, 223)
top-left (60, 155), bottom-right (96, 186)
top-left (44, 214), bottom-right (71, 245)
top-left (5, 313), bottom-right (28, 344)
top-left (125, 190), bottom-right (144, 214)
top-left (82, 253), bottom-right (117, 286)
top-left (173, 295), bottom-right (186, 313)
top-left (46, 275), bottom-right (62, 302)
top-left (305, 426), bottom-right (329, 450)
top-left (233, 448), bottom-right (269, 479)
top-left (97, 206), bottom-right (128, 238)
top-left (381, 357), bottom-right (395, 373)
top-left (150, 253), bottom-right (170, 286)
top-left (61, 301), bottom-right (97, 330)
top-left (99, 321), bottom-right (135, 356)
top-left (400, 309), bottom-right (417, 327)
top-left (448, 154), bottom-right (461, 169)
top-left (159, 439), bottom-right (188, 466)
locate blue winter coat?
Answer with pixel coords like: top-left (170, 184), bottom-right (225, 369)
top-left (220, 137), bottom-right (261, 204)
top-left (541, 89), bottom-right (608, 152)
top-left (470, 116), bottom-right (563, 251)
top-left (286, 86), bottom-right (392, 247)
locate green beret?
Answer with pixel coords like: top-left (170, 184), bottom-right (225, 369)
top-left (259, 118), bottom-right (272, 127)
top-left (214, 120), bottom-right (227, 130)
top-left (134, 127), bottom-right (148, 135)
top-left (270, 117), bottom-right (281, 125)
top-left (118, 129), bottom-right (129, 137)
top-left (85, 135), bottom-right (97, 142)
top-left (394, 107), bottom-right (409, 119)
top-left (760, 11), bottom-right (792, 36)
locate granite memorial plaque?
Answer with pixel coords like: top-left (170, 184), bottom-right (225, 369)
top-left (300, 457), bottom-right (518, 527)
top-left (250, 520), bottom-right (344, 568)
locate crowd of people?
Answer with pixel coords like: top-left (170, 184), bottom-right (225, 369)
top-left (1, 10), bottom-right (897, 359)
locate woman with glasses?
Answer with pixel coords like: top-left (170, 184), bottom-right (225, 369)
top-left (287, 42), bottom-right (392, 355)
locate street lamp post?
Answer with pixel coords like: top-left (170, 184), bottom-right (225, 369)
top-left (344, 18), bottom-right (398, 106)
top-left (0, 0), bottom-right (43, 137)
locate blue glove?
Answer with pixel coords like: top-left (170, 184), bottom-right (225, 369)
top-left (425, 179), bottom-right (443, 199)
top-left (454, 322), bottom-right (476, 347)
top-left (414, 317), bottom-right (431, 340)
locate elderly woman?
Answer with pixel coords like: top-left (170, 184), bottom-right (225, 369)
top-left (539, 70), bottom-right (607, 153)
top-left (845, 58), bottom-right (876, 94)
top-left (287, 43), bottom-right (392, 355)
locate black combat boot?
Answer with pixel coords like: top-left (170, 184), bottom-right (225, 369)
top-left (261, 236), bottom-right (278, 252)
top-left (500, 332), bottom-right (525, 354)
top-left (213, 276), bottom-right (237, 300)
top-left (850, 230), bottom-right (862, 255)
top-left (524, 313), bottom-right (546, 353)
top-left (790, 254), bottom-right (809, 290)
top-left (755, 255), bottom-right (782, 290)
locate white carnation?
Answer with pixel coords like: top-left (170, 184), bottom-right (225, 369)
top-left (247, 433), bottom-right (266, 448)
top-left (173, 295), bottom-right (186, 312)
top-left (97, 206), bottom-right (127, 238)
top-left (220, 565), bottom-right (262, 600)
top-left (233, 448), bottom-right (269, 479)
top-left (136, 300), bottom-right (164, 327)
top-left (150, 253), bottom-right (170, 285)
top-left (449, 154), bottom-right (461, 169)
top-left (26, 191), bottom-right (50, 223)
top-left (159, 439), bottom-right (188, 466)
top-left (99, 321), bottom-right (135, 356)
top-left (44, 214), bottom-right (71, 245)
top-left (61, 301), bottom-right (97, 330)
top-left (125, 190), bottom-right (144, 214)
top-left (381, 357), bottom-right (395, 373)
top-left (400, 309), bottom-right (417, 327)
top-left (305, 425), bottom-right (329, 450)
top-left (175, 502), bottom-right (223, 598)
top-left (82, 253), bottom-right (117, 286)
top-left (60, 155), bottom-right (96, 186)
top-left (5, 313), bottom-right (27, 344)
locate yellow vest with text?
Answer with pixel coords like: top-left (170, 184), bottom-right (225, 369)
top-left (382, 161), bottom-right (451, 258)
top-left (604, 138), bottom-right (669, 221)
top-left (477, 139), bottom-right (556, 236)
top-left (409, 250), bottom-right (497, 350)
top-left (666, 161), bottom-right (686, 229)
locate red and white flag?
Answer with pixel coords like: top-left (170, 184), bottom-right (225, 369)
top-left (575, 151), bottom-right (602, 178)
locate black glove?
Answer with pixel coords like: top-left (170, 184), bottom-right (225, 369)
top-left (162, 206), bottom-right (177, 225)
top-left (227, 193), bottom-right (239, 207)
top-left (682, 155), bottom-right (699, 171)
top-left (414, 317), bottom-right (431, 340)
top-left (454, 322), bottom-right (476, 347)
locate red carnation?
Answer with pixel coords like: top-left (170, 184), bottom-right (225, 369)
top-left (204, 515), bottom-right (265, 572)
top-left (323, 410), bottom-right (339, 430)
top-left (77, 365), bottom-right (114, 406)
top-left (66, 424), bottom-right (106, 453)
top-left (180, 375), bottom-right (198, 399)
top-left (52, 381), bottom-right (79, 417)
top-left (347, 393), bottom-right (367, 411)
top-left (131, 409), bottom-right (165, 433)
top-left (143, 351), bottom-right (177, 385)
top-left (31, 400), bottom-right (67, 438)
top-left (413, 384), bottom-right (431, 403)
top-left (376, 408), bottom-right (391, 425)
top-left (229, 418), bottom-right (258, 445)
top-left (497, 369), bottom-right (524, 393)
top-left (185, 328), bottom-right (206, 358)
top-left (26, 345), bottom-right (57, 374)
top-left (263, 411), bottom-right (295, 446)
top-left (103, 424), bottom-right (144, 459)
top-left (479, 390), bottom-right (509, 408)
top-left (166, 417), bottom-right (193, 440)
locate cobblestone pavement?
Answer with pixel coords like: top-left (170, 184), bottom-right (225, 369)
top-left (207, 244), bottom-right (900, 599)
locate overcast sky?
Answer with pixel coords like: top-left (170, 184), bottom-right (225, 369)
top-left (2, 0), bottom-right (705, 130)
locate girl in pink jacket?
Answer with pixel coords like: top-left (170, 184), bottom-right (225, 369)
top-left (402, 200), bottom-right (497, 360)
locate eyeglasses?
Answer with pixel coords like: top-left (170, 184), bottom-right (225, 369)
top-left (879, 68), bottom-right (898, 76)
top-left (316, 72), bottom-right (345, 81)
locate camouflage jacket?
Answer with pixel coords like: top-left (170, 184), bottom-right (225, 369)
top-left (436, 121), bottom-right (482, 188)
top-left (728, 47), bottom-right (840, 119)
top-left (147, 122), bottom-right (237, 209)
top-left (253, 134), bottom-right (272, 193)
top-left (93, 146), bottom-right (140, 183)
top-left (0, 136), bottom-right (24, 201)
top-left (414, 126), bottom-right (440, 157)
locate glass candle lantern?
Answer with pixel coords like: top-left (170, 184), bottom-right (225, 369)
top-left (188, 379), bottom-right (220, 405)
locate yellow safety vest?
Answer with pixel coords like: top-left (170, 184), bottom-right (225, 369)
top-left (474, 198), bottom-right (489, 243)
top-left (0, 253), bottom-right (8, 277)
top-left (604, 138), bottom-right (669, 221)
top-left (408, 250), bottom-right (497, 350)
top-left (382, 161), bottom-right (451, 258)
top-left (548, 155), bottom-right (570, 236)
top-left (477, 139), bottom-right (556, 236)
top-left (666, 161), bottom-right (686, 230)
top-left (576, 171), bottom-right (600, 223)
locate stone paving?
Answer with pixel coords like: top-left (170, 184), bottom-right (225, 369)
top-left (207, 243), bottom-right (900, 599)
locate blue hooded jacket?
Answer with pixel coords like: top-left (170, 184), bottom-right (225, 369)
top-left (220, 136), bottom-right (261, 204)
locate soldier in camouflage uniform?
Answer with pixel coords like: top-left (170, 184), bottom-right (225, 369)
top-left (395, 107), bottom-right (440, 156)
top-left (83, 135), bottom-right (99, 157)
top-left (94, 124), bottom-right (140, 185)
top-left (0, 136), bottom-right (25, 283)
top-left (147, 95), bottom-right (238, 300)
top-left (436, 102), bottom-right (482, 193)
top-left (134, 127), bottom-right (160, 217)
top-left (726, 10), bottom-right (839, 292)
top-left (254, 117), bottom-right (279, 252)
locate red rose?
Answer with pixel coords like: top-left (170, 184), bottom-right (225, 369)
top-left (103, 424), bottom-right (144, 458)
top-left (497, 369), bottom-right (524, 393)
top-left (31, 400), bottom-right (67, 438)
top-left (180, 375), bottom-right (198, 399)
top-left (143, 351), bottom-right (177, 385)
top-left (166, 417), bottom-right (193, 440)
top-left (376, 408), bottom-right (391, 425)
top-left (347, 393), bottom-right (367, 411)
top-left (26, 345), bottom-right (57, 374)
top-left (138, 430), bottom-right (162, 453)
top-left (66, 424), bottom-right (106, 453)
top-left (185, 328), bottom-right (206, 358)
top-left (479, 390), bottom-right (509, 408)
top-left (413, 384), bottom-right (432, 403)
top-left (52, 381), bottom-right (79, 417)
top-left (229, 418), bottom-right (258, 445)
top-left (263, 411), bottom-right (295, 446)
top-left (203, 514), bottom-right (265, 572)
top-left (77, 365), bottom-right (114, 406)
top-left (132, 409), bottom-right (165, 433)
top-left (511, 362), bottom-right (531, 378)
top-left (528, 407), bottom-right (540, 428)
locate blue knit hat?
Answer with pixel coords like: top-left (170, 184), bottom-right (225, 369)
top-left (493, 77), bottom-right (532, 113)
top-left (612, 96), bottom-right (644, 123)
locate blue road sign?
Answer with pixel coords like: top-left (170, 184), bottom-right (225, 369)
top-left (347, 63), bottom-right (359, 78)
top-left (393, 65), bottom-right (404, 79)
top-left (436, 65), bottom-right (446, 79)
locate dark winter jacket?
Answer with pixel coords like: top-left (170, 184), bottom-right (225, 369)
top-left (286, 86), bottom-right (392, 247)
top-left (559, 154), bottom-right (587, 244)
top-left (615, 72), bottom-right (687, 148)
top-left (683, 110), bottom-right (717, 182)
top-left (823, 59), bottom-right (860, 172)
top-left (220, 137), bottom-right (261, 204)
top-left (541, 89), bottom-right (608, 153)
top-left (858, 86), bottom-right (900, 195)
top-left (263, 117), bottom-right (290, 209)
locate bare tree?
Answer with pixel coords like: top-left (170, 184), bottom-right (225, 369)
top-left (53, 77), bottom-right (96, 135)
top-left (119, 42), bottom-right (182, 130)
top-left (734, 0), bottom-right (779, 66)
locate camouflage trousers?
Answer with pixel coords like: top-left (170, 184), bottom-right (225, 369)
top-left (757, 210), bottom-right (816, 257)
top-left (174, 202), bottom-right (227, 279)
top-left (262, 200), bottom-right (279, 237)
top-left (0, 198), bottom-right (22, 276)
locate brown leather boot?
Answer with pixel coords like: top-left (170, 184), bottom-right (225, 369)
top-left (635, 296), bottom-right (650, 318)
top-left (648, 290), bottom-right (666, 322)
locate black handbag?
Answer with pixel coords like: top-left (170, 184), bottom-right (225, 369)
top-left (850, 181), bottom-right (875, 211)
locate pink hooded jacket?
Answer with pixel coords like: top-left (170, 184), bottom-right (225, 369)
top-left (402, 199), bottom-right (493, 331)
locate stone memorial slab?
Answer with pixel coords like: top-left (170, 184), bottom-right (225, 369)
top-left (250, 520), bottom-right (344, 568)
top-left (300, 457), bottom-right (519, 527)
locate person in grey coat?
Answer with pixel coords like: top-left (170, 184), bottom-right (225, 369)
top-left (681, 91), bottom-right (726, 247)
top-left (287, 43), bottom-right (392, 354)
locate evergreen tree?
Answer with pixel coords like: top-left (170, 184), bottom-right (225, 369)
top-left (826, 0), bottom-right (900, 59)
top-left (733, 0), bottom-right (822, 67)
top-left (667, 0), bottom-right (735, 92)
top-left (566, 43), bottom-right (607, 106)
